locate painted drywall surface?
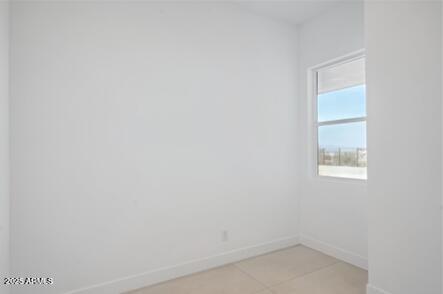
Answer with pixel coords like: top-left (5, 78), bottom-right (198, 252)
top-left (366, 2), bottom-right (441, 294)
top-left (0, 2), bottom-right (9, 294)
top-left (297, 3), bottom-right (367, 267)
top-left (9, 2), bottom-right (298, 293)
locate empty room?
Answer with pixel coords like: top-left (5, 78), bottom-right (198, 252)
top-left (0, 1), bottom-right (441, 294)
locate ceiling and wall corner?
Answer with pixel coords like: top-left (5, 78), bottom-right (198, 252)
top-left (234, 1), bottom-right (345, 25)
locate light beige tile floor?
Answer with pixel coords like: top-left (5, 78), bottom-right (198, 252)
top-left (235, 245), bottom-right (338, 287)
top-left (271, 262), bottom-right (367, 294)
top-left (126, 245), bottom-right (368, 294)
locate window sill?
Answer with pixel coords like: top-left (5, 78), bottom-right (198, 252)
top-left (312, 174), bottom-right (367, 185)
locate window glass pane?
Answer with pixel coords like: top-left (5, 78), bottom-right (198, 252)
top-left (318, 121), bottom-right (367, 179)
top-left (318, 84), bottom-right (366, 122)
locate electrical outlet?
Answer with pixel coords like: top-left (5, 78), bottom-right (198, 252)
top-left (222, 230), bottom-right (229, 242)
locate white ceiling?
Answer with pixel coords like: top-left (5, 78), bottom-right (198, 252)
top-left (235, 1), bottom-right (347, 25)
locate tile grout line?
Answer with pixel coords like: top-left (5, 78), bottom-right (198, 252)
top-left (232, 263), bottom-right (274, 292)
top-left (234, 257), bottom-right (342, 293)
top-left (242, 260), bottom-right (342, 294)
top-left (267, 260), bottom-right (343, 290)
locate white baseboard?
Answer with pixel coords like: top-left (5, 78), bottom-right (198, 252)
top-left (66, 235), bottom-right (300, 294)
top-left (367, 284), bottom-right (393, 294)
top-left (300, 234), bottom-right (367, 270)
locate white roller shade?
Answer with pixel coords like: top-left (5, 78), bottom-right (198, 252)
top-left (317, 57), bottom-right (365, 94)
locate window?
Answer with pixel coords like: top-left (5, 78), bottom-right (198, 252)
top-left (314, 56), bottom-right (366, 180)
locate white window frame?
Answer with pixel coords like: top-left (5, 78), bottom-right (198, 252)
top-left (307, 50), bottom-right (367, 182)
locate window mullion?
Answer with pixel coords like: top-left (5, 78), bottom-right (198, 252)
top-left (317, 116), bottom-right (366, 127)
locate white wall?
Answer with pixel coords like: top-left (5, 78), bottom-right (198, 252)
top-left (366, 2), bottom-right (441, 294)
top-left (0, 2), bottom-right (9, 294)
top-left (9, 2), bottom-right (298, 294)
top-left (297, 3), bottom-right (367, 269)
